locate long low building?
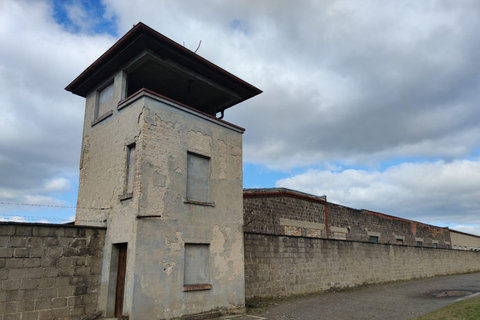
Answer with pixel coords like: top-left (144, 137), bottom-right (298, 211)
top-left (450, 229), bottom-right (480, 251)
top-left (244, 187), bottom-right (479, 250)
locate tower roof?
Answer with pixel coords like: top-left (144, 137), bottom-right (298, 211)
top-left (66, 22), bottom-right (261, 116)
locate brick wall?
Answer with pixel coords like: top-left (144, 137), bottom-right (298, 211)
top-left (244, 189), bottom-right (326, 236)
top-left (243, 188), bottom-right (450, 248)
top-left (0, 222), bottom-right (106, 320)
top-left (244, 233), bottom-right (480, 299)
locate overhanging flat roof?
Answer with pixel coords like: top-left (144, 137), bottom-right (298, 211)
top-left (65, 22), bottom-right (261, 115)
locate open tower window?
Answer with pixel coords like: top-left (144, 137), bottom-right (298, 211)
top-left (124, 51), bottom-right (240, 116)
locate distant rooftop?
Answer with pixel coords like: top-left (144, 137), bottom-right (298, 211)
top-left (66, 22), bottom-right (261, 117)
top-left (244, 187), bottom-right (327, 202)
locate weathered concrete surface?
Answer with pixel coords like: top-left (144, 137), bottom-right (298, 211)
top-left (244, 272), bottom-right (480, 320)
top-left (76, 82), bottom-right (245, 319)
top-left (131, 94), bottom-right (245, 319)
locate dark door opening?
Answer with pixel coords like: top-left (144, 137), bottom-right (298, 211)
top-left (114, 243), bottom-right (127, 317)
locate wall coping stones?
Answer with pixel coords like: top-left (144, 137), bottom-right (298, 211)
top-left (0, 221), bottom-right (106, 229)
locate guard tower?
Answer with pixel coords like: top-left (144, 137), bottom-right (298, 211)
top-left (66, 23), bottom-right (261, 319)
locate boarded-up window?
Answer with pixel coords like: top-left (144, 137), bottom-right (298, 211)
top-left (332, 232), bottom-right (347, 240)
top-left (184, 244), bottom-right (209, 286)
top-left (187, 153), bottom-right (210, 202)
top-left (125, 144), bottom-right (136, 194)
top-left (96, 82), bottom-right (114, 119)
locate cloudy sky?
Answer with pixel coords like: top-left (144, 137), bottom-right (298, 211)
top-left (1, 0), bottom-right (480, 235)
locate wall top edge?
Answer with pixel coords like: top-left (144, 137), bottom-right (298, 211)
top-left (117, 88), bottom-right (245, 134)
top-left (0, 221), bottom-right (107, 229)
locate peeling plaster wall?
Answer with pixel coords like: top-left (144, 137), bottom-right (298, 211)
top-left (76, 70), bottom-right (141, 228)
top-left (77, 87), bottom-right (245, 319)
top-left (76, 71), bottom-right (145, 317)
top-left (131, 97), bottom-right (245, 319)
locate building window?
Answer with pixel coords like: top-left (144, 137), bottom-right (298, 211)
top-left (125, 144), bottom-right (136, 193)
top-left (184, 244), bottom-right (211, 291)
top-left (446, 244), bottom-right (450, 249)
top-left (369, 236), bottom-right (378, 243)
top-left (96, 82), bottom-right (114, 117)
top-left (119, 143), bottom-right (135, 201)
top-left (396, 239), bottom-right (404, 245)
top-left (417, 241), bottom-right (423, 246)
top-left (453, 245), bottom-right (456, 249)
top-left (433, 243), bottom-right (438, 248)
top-left (186, 152), bottom-right (210, 203)
top-left (332, 232), bottom-right (347, 240)
top-left (92, 81), bottom-right (114, 126)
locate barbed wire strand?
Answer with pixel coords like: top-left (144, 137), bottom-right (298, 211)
top-left (0, 201), bottom-right (110, 223)
top-left (0, 213), bottom-right (105, 223)
top-left (0, 201), bottom-right (111, 210)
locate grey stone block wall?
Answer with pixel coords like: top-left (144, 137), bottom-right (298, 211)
top-left (244, 232), bottom-right (480, 299)
top-left (0, 222), bottom-right (106, 320)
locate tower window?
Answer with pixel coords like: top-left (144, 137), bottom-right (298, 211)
top-left (186, 152), bottom-right (210, 203)
top-left (125, 143), bottom-right (136, 194)
top-left (119, 143), bottom-right (135, 201)
top-left (184, 244), bottom-right (211, 291)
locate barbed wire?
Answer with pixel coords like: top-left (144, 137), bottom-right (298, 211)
top-left (0, 212), bottom-right (106, 224)
top-left (0, 201), bottom-right (110, 224)
top-left (0, 201), bottom-right (111, 210)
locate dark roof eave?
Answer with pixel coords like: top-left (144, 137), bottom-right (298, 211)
top-left (65, 22), bottom-right (262, 108)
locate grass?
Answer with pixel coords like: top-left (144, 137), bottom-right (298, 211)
top-left (413, 295), bottom-right (480, 320)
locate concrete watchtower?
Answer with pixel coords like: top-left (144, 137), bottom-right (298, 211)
top-left (66, 23), bottom-right (261, 319)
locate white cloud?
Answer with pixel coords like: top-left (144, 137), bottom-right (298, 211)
top-left (23, 195), bottom-right (66, 207)
top-left (104, 0), bottom-right (480, 170)
top-left (0, 0), bottom-right (114, 208)
top-left (451, 225), bottom-right (480, 237)
top-left (64, 3), bottom-right (90, 32)
top-left (277, 159), bottom-right (480, 225)
top-left (45, 178), bottom-right (71, 193)
top-left (2, 0), bottom-right (480, 231)
top-left (0, 216), bottom-right (27, 223)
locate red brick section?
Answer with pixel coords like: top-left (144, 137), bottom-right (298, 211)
top-left (243, 188), bottom-right (450, 248)
top-left (183, 284), bottom-right (212, 291)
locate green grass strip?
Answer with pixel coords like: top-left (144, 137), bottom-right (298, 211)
top-left (413, 295), bottom-right (480, 320)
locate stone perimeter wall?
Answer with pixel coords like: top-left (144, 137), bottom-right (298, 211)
top-left (0, 222), bottom-right (106, 320)
top-left (244, 232), bottom-right (480, 299)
